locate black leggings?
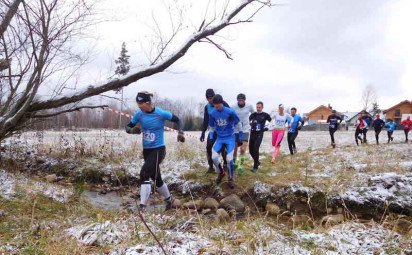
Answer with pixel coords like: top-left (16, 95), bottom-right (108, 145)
top-left (374, 129), bottom-right (382, 144)
top-left (355, 129), bottom-right (363, 145)
top-left (249, 132), bottom-right (264, 168)
top-left (141, 146), bottom-right (166, 187)
top-left (387, 131), bottom-right (393, 142)
top-left (329, 128), bottom-right (337, 144)
top-left (206, 132), bottom-right (227, 168)
top-left (287, 132), bottom-right (298, 155)
top-left (405, 129), bottom-right (410, 141)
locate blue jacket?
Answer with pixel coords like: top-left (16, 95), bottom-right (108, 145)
top-left (288, 114), bottom-right (305, 133)
top-left (385, 122), bottom-right (397, 132)
top-left (208, 106), bottom-right (240, 139)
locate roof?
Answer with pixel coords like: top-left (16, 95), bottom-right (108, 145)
top-left (306, 105), bottom-right (332, 116)
top-left (340, 111), bottom-right (358, 121)
top-left (347, 111), bottom-right (371, 122)
top-left (383, 100), bottom-right (412, 114)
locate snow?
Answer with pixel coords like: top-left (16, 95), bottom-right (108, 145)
top-left (109, 231), bottom-right (211, 255)
top-left (0, 170), bottom-right (17, 199)
top-left (0, 169), bottom-right (73, 203)
top-left (67, 220), bottom-right (130, 246)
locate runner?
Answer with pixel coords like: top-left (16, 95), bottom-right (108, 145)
top-left (385, 119), bottom-right (397, 143)
top-left (371, 114), bottom-right (385, 145)
top-left (209, 94), bottom-right (242, 189)
top-left (268, 104), bottom-right (290, 163)
top-left (249, 101), bottom-right (272, 172)
top-left (354, 113), bottom-right (367, 146)
top-left (362, 112), bottom-right (373, 143)
top-left (287, 107), bottom-right (305, 155)
top-left (125, 91), bottom-right (185, 211)
top-left (326, 110), bottom-right (342, 148)
top-left (401, 116), bottom-right (412, 143)
top-left (232, 93), bottom-right (254, 175)
top-left (200, 89), bottom-right (229, 173)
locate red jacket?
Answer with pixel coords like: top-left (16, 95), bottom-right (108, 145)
top-left (401, 119), bottom-right (412, 131)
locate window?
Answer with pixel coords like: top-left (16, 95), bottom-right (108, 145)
top-left (395, 109), bottom-right (401, 117)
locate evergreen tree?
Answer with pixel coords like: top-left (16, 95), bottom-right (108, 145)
top-left (115, 42), bottom-right (130, 77)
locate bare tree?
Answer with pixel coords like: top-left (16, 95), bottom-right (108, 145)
top-left (361, 84), bottom-right (377, 112)
top-left (0, 0), bottom-right (272, 141)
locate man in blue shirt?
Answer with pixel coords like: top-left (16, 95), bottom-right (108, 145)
top-left (208, 94), bottom-right (242, 189)
top-left (200, 89), bottom-right (230, 173)
top-left (385, 119), bottom-right (397, 143)
top-left (125, 91), bottom-right (185, 211)
top-left (287, 107), bottom-right (305, 155)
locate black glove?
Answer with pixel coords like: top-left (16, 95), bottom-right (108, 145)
top-left (298, 126), bottom-right (302, 130)
top-left (177, 131), bottom-right (185, 143)
top-left (200, 131), bottom-right (205, 142)
top-left (263, 127), bottom-right (269, 132)
top-left (125, 125), bottom-right (141, 134)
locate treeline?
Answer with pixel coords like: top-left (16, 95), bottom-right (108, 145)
top-left (30, 95), bottom-right (205, 131)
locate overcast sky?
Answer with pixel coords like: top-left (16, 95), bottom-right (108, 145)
top-left (80, 0), bottom-right (412, 114)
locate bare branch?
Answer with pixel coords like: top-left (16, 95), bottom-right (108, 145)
top-left (200, 37), bottom-right (233, 60)
top-left (0, 0), bottom-right (23, 37)
top-left (32, 105), bottom-right (108, 119)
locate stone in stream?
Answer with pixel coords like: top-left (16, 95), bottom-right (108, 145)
top-left (203, 197), bottom-right (219, 210)
top-left (216, 208), bottom-right (230, 223)
top-left (219, 194), bottom-right (245, 213)
top-left (265, 202), bottom-right (281, 216)
top-left (182, 200), bottom-right (204, 210)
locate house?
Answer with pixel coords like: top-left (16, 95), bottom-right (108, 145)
top-left (306, 104), bottom-right (333, 125)
top-left (383, 100), bottom-right (412, 124)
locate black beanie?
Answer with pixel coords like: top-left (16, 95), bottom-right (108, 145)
top-left (212, 94), bottom-right (223, 104)
top-left (205, 88), bottom-right (215, 98)
top-left (237, 93), bottom-right (246, 100)
top-left (136, 92), bottom-right (152, 103)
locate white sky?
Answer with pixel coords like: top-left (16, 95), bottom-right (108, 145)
top-left (78, 0), bottom-right (412, 114)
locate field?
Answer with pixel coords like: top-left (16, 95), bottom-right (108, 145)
top-left (1, 129), bottom-right (412, 254)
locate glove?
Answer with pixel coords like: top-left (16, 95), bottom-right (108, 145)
top-left (177, 131), bottom-right (185, 143)
top-left (125, 125), bottom-right (141, 134)
top-left (208, 131), bottom-right (215, 141)
top-left (263, 127), bottom-right (268, 132)
top-left (200, 131), bottom-right (205, 142)
top-left (298, 126), bottom-right (302, 130)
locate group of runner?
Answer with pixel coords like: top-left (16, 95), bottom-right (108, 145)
top-left (198, 89), bottom-right (304, 188)
top-left (125, 90), bottom-right (411, 210)
top-left (349, 112), bottom-right (411, 146)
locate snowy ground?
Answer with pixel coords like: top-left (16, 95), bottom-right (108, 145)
top-left (1, 130), bottom-right (411, 254)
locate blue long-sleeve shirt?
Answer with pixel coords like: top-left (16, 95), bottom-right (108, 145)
top-left (288, 114), bottom-right (305, 133)
top-left (208, 106), bottom-right (240, 139)
top-left (385, 122), bottom-right (397, 132)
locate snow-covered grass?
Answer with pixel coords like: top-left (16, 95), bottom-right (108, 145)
top-left (1, 130), bottom-right (412, 254)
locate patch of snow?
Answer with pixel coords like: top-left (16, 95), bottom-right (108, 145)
top-left (67, 220), bottom-right (130, 246)
top-left (0, 170), bottom-right (16, 199)
top-left (109, 231), bottom-right (211, 255)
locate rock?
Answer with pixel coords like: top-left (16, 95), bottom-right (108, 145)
top-left (202, 209), bottom-right (212, 215)
top-left (35, 158), bottom-right (46, 164)
top-left (216, 208), bottom-right (230, 223)
top-left (265, 202), bottom-right (281, 216)
top-left (289, 214), bottom-right (313, 228)
top-left (220, 194), bottom-right (245, 213)
top-left (203, 197), bottom-right (219, 210)
top-left (102, 176), bottom-right (110, 182)
top-left (395, 218), bottom-right (412, 234)
top-left (0, 210), bottom-right (6, 219)
top-left (171, 198), bottom-right (182, 209)
top-left (183, 200), bottom-right (204, 210)
top-left (321, 214), bottom-right (345, 226)
top-left (45, 174), bottom-right (57, 183)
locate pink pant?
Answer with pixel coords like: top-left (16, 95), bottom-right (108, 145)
top-left (272, 129), bottom-right (285, 159)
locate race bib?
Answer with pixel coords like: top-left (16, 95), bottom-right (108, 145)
top-left (216, 118), bottom-right (228, 127)
top-left (143, 131), bottom-right (156, 142)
